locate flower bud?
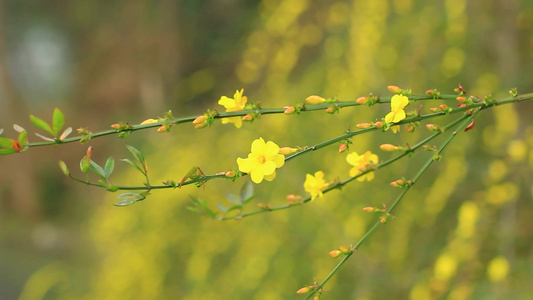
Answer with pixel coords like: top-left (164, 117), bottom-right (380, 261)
top-left (283, 106), bottom-right (295, 115)
top-left (355, 96), bottom-right (368, 104)
top-left (225, 171), bottom-right (235, 177)
top-left (192, 115), bottom-right (207, 125)
top-left (339, 245), bottom-right (351, 254)
top-left (305, 95), bottom-right (326, 105)
top-left (86, 146), bottom-right (93, 161)
top-left (387, 85), bottom-right (403, 93)
top-left (140, 118), bottom-right (158, 125)
top-left (373, 121), bottom-right (384, 129)
top-left (464, 119), bottom-right (475, 132)
top-left (215, 171), bottom-right (226, 175)
top-left (456, 96), bottom-right (466, 103)
top-left (429, 107), bottom-right (440, 112)
top-left (390, 179), bottom-right (406, 187)
top-left (338, 143), bottom-right (348, 153)
top-left (379, 143), bottom-right (399, 151)
top-left (380, 217), bottom-right (388, 224)
top-left (279, 147), bottom-right (298, 155)
top-left (363, 206), bottom-right (376, 213)
top-left (157, 125), bottom-right (168, 132)
top-left (325, 106), bottom-right (335, 113)
top-left (438, 104), bottom-right (449, 111)
top-left (194, 122), bottom-right (208, 129)
top-left (328, 250), bottom-right (342, 258)
top-left (296, 287), bottom-right (312, 294)
top-left (356, 122), bottom-right (372, 129)
top-left (242, 114), bottom-right (253, 121)
top-left (111, 123), bottom-right (120, 129)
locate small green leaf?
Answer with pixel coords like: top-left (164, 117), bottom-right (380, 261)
top-left (106, 185), bottom-right (119, 192)
top-left (104, 157), bottom-right (115, 178)
top-left (226, 193), bottom-right (241, 205)
top-left (217, 203), bottom-right (228, 213)
top-left (17, 131), bottom-right (27, 148)
top-left (0, 136), bottom-right (13, 149)
top-left (120, 158), bottom-right (145, 175)
top-left (114, 192), bottom-right (146, 206)
top-left (80, 156), bottom-right (90, 173)
top-left (52, 108), bottom-right (65, 136)
top-left (89, 160), bottom-right (106, 180)
top-left (240, 181), bottom-right (254, 202)
top-left (125, 144), bottom-right (145, 165)
top-left (30, 114), bottom-right (55, 136)
top-left (58, 160), bottom-right (70, 176)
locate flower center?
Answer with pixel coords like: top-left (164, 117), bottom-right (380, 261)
top-left (258, 155), bottom-right (266, 164)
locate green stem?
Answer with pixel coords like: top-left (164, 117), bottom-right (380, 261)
top-left (23, 93), bottom-right (501, 148)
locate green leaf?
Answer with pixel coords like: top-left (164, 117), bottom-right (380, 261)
top-left (58, 160), bottom-right (70, 176)
top-left (30, 114), bottom-right (55, 136)
top-left (0, 148), bottom-right (17, 155)
top-left (240, 181), bottom-right (254, 202)
top-left (114, 192), bottom-right (146, 206)
top-left (52, 108), bottom-right (65, 136)
top-left (80, 156), bottom-right (90, 173)
top-left (89, 160), bottom-right (106, 180)
top-left (104, 157), bottom-right (115, 178)
top-left (226, 193), bottom-right (241, 205)
top-left (217, 203), bottom-right (228, 213)
top-left (0, 136), bottom-right (13, 149)
top-left (17, 131), bottom-right (27, 148)
top-left (120, 158), bottom-right (145, 175)
top-left (125, 144), bottom-right (145, 166)
top-left (106, 185), bottom-right (119, 192)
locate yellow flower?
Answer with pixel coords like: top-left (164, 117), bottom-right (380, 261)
top-left (385, 94), bottom-right (409, 123)
top-left (218, 89), bottom-right (248, 128)
top-left (346, 151), bottom-right (379, 181)
top-left (237, 137), bottom-right (285, 183)
top-left (304, 171), bottom-right (328, 200)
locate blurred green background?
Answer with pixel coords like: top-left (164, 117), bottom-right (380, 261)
top-left (1, 0), bottom-right (533, 299)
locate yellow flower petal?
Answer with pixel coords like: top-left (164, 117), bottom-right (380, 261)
top-left (391, 94), bottom-right (409, 110)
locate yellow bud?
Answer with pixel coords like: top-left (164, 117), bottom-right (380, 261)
top-left (157, 125), bottom-right (167, 132)
top-left (356, 122), bottom-right (372, 129)
top-left (379, 143), bottom-right (399, 151)
top-left (192, 115), bottom-right (206, 125)
top-left (325, 106), bottom-right (334, 113)
top-left (225, 171), bottom-right (235, 177)
top-left (296, 287), bottom-right (312, 294)
top-left (140, 118), bottom-right (157, 125)
top-left (215, 171), bottom-right (226, 175)
top-left (283, 106), bottom-right (295, 114)
top-left (380, 217), bottom-right (388, 224)
top-left (355, 96), bottom-right (368, 104)
top-left (328, 250), bottom-right (342, 258)
top-left (456, 96), bottom-right (466, 103)
top-left (111, 123), bottom-right (120, 129)
top-left (387, 85), bottom-right (403, 93)
top-left (305, 95), bottom-right (326, 105)
top-left (194, 122), bottom-right (208, 129)
top-left (429, 107), bottom-right (440, 112)
top-left (439, 104), bottom-right (449, 111)
top-left (373, 121), bottom-right (384, 129)
top-left (339, 245), bottom-right (351, 254)
top-left (279, 147), bottom-right (298, 155)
